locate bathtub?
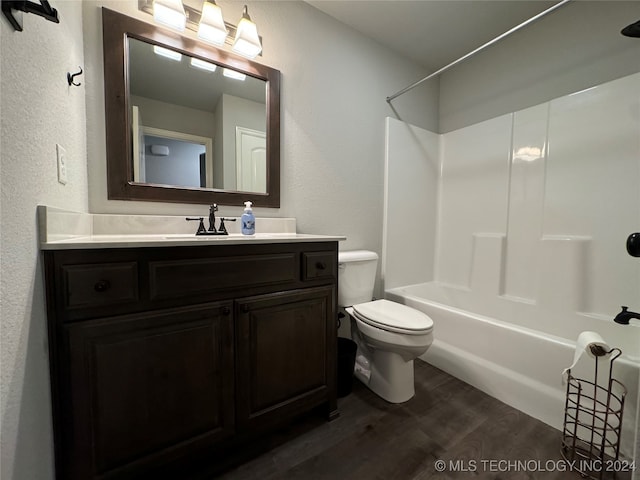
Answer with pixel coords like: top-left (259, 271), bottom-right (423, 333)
top-left (386, 282), bottom-right (639, 459)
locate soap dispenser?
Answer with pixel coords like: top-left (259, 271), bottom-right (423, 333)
top-left (241, 201), bottom-right (255, 235)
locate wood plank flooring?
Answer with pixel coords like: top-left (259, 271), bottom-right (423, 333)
top-left (217, 360), bottom-right (632, 479)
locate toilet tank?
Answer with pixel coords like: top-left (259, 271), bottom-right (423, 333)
top-left (338, 250), bottom-right (379, 307)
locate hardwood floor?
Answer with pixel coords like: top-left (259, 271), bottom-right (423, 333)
top-left (218, 360), bottom-right (631, 479)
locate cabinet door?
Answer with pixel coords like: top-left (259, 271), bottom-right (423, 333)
top-left (236, 286), bottom-right (336, 430)
top-left (63, 302), bottom-right (234, 479)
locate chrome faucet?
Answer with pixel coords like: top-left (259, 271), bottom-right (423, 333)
top-left (613, 306), bottom-right (640, 325)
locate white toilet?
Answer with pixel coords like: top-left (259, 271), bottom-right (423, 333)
top-left (338, 250), bottom-right (434, 403)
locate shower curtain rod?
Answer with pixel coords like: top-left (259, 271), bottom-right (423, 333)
top-left (386, 0), bottom-right (572, 103)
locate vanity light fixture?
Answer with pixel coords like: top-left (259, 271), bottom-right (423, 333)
top-left (152, 0), bottom-right (186, 32)
top-left (190, 57), bottom-right (217, 72)
top-left (232, 5), bottom-right (262, 58)
top-left (153, 45), bottom-right (182, 61)
top-left (139, 0), bottom-right (263, 56)
top-left (223, 68), bottom-right (246, 81)
top-left (197, 0), bottom-right (227, 46)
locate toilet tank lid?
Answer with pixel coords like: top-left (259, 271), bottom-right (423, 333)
top-left (338, 250), bottom-right (379, 263)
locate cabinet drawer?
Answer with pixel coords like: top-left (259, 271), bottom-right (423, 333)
top-left (302, 251), bottom-right (336, 281)
top-left (150, 253), bottom-right (297, 300)
top-left (62, 262), bottom-right (138, 309)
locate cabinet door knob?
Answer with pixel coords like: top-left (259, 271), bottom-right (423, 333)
top-left (94, 279), bottom-right (111, 292)
top-left (241, 304), bottom-right (250, 313)
top-left (315, 261), bottom-right (326, 270)
top-left (221, 306), bottom-right (231, 316)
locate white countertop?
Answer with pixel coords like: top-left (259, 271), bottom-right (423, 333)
top-left (40, 233), bottom-right (346, 250)
top-left (38, 206), bottom-right (345, 250)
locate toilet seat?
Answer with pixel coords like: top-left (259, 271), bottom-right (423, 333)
top-left (351, 299), bottom-right (433, 336)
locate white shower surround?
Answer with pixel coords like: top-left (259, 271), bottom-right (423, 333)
top-left (383, 73), bottom-right (640, 459)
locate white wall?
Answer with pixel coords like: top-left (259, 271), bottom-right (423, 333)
top-left (0, 2), bottom-right (88, 479)
top-left (383, 118), bottom-right (439, 290)
top-left (83, 0), bottom-right (438, 259)
top-left (385, 71), bottom-right (640, 352)
top-left (214, 97), bottom-right (224, 188)
top-left (439, 1), bottom-right (640, 133)
top-left (130, 94), bottom-right (216, 139)
top-left (436, 73), bottom-right (639, 328)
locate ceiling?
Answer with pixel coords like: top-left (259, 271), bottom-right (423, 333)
top-left (129, 37), bottom-right (266, 113)
top-left (306, 0), bottom-right (558, 71)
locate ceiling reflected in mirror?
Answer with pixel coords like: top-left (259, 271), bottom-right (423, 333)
top-left (128, 36), bottom-right (267, 194)
top-left (102, 8), bottom-right (280, 207)
top-left (128, 37), bottom-right (266, 112)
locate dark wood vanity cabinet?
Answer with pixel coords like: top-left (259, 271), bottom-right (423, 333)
top-left (235, 287), bottom-right (334, 430)
top-left (43, 241), bottom-right (338, 480)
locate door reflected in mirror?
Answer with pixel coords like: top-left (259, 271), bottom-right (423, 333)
top-left (128, 37), bottom-right (267, 193)
top-left (102, 8), bottom-right (280, 207)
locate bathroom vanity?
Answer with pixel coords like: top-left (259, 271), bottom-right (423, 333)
top-left (41, 230), bottom-right (341, 479)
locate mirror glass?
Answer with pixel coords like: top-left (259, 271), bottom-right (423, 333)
top-left (102, 8), bottom-right (280, 207)
top-left (128, 37), bottom-right (268, 193)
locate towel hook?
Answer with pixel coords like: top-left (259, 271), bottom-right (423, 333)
top-left (67, 67), bottom-right (83, 87)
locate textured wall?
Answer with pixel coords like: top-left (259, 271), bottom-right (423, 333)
top-left (0, 3), bottom-right (436, 478)
top-left (0, 2), bottom-right (88, 479)
top-left (439, 1), bottom-right (640, 133)
top-left (82, 0), bottom-right (438, 258)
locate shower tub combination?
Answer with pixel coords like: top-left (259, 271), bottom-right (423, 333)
top-left (383, 72), bottom-right (640, 462)
top-left (386, 282), bottom-right (639, 459)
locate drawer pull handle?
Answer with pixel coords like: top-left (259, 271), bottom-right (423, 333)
top-left (222, 306), bottom-right (231, 316)
top-left (94, 280), bottom-right (111, 293)
top-left (315, 262), bottom-right (326, 270)
top-left (242, 304), bottom-right (250, 313)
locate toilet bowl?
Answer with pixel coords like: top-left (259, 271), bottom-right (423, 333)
top-left (338, 250), bottom-right (433, 404)
top-left (346, 299), bottom-right (433, 403)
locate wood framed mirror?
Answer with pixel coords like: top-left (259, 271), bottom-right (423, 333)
top-left (102, 8), bottom-right (280, 207)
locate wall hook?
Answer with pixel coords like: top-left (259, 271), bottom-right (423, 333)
top-left (67, 67), bottom-right (83, 87)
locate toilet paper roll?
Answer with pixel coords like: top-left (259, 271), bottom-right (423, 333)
top-left (562, 331), bottom-right (611, 382)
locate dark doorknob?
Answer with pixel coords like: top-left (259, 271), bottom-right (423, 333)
top-left (627, 232), bottom-right (640, 257)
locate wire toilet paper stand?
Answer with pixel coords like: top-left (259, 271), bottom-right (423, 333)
top-left (561, 346), bottom-right (626, 479)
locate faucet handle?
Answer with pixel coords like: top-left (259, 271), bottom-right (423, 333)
top-left (186, 217), bottom-right (207, 235)
top-left (218, 217), bottom-right (236, 235)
